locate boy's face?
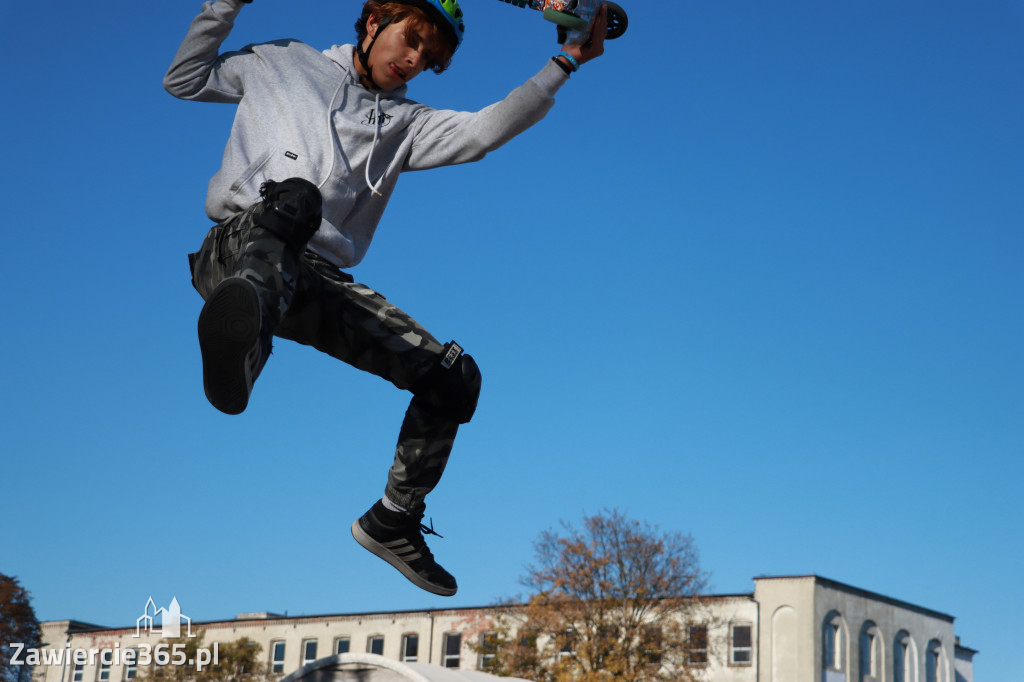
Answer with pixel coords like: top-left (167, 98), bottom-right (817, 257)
top-left (357, 15), bottom-right (438, 90)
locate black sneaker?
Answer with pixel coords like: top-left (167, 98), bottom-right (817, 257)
top-left (197, 277), bottom-right (268, 415)
top-left (351, 502), bottom-right (458, 596)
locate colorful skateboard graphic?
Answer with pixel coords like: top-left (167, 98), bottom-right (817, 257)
top-left (498, 0), bottom-right (628, 45)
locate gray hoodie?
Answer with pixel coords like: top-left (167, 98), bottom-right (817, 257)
top-left (164, 0), bottom-right (569, 268)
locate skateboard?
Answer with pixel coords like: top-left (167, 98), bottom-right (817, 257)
top-left (498, 0), bottom-right (628, 46)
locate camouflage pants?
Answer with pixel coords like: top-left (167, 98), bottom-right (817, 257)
top-left (189, 203), bottom-right (462, 512)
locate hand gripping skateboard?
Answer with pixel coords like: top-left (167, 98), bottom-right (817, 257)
top-left (498, 0), bottom-right (628, 46)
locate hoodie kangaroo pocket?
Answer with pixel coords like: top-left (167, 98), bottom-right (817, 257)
top-left (229, 148), bottom-right (313, 198)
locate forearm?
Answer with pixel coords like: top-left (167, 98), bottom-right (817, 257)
top-left (406, 60), bottom-right (568, 169)
top-left (163, 0), bottom-right (247, 102)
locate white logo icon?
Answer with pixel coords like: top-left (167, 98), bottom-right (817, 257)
top-left (135, 597), bottom-right (194, 638)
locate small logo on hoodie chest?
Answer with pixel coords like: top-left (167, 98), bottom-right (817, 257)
top-left (362, 108), bottom-right (393, 127)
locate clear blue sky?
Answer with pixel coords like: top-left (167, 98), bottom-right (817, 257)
top-left (2, 0), bottom-right (1021, 679)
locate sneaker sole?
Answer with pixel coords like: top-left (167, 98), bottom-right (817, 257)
top-left (198, 278), bottom-right (261, 415)
top-left (351, 520), bottom-right (457, 597)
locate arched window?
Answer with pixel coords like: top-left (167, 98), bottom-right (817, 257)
top-left (823, 611), bottom-right (847, 681)
top-left (859, 622), bottom-right (881, 681)
top-left (893, 631), bottom-right (919, 682)
top-left (925, 640), bottom-right (945, 682)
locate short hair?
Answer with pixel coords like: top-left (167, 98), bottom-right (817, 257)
top-left (354, 1), bottom-right (456, 74)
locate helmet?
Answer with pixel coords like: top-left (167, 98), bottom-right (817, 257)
top-left (395, 0), bottom-right (465, 50)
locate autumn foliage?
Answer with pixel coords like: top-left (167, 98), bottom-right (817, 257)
top-left (474, 510), bottom-right (713, 682)
top-left (0, 574), bottom-right (41, 682)
top-left (140, 633), bottom-right (273, 682)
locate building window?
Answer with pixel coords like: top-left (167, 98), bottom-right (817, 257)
top-left (687, 625), bottom-right (708, 665)
top-left (72, 664), bottom-right (84, 682)
top-left (638, 624), bottom-right (663, 665)
top-left (271, 641), bottom-right (286, 674)
top-left (731, 623), bottom-right (753, 665)
top-left (894, 632), bottom-right (912, 682)
top-left (556, 629), bottom-right (577, 662)
top-left (367, 636), bottom-right (384, 656)
top-left (442, 633), bottom-right (461, 668)
top-left (860, 623), bottom-right (879, 681)
top-left (825, 623), bottom-right (840, 668)
top-left (302, 640), bottom-right (318, 667)
top-left (517, 630), bottom-right (539, 651)
top-left (98, 654), bottom-right (111, 682)
top-left (926, 640), bottom-right (943, 682)
top-left (123, 650), bottom-right (137, 681)
top-left (401, 634), bottom-right (419, 662)
top-left (824, 614), bottom-right (843, 671)
top-left (479, 632), bottom-right (497, 671)
top-left (335, 638), bottom-right (350, 655)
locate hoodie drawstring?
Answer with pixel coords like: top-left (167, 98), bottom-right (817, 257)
top-left (364, 92), bottom-right (385, 196)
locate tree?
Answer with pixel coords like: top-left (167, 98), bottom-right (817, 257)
top-left (474, 510), bottom-right (714, 682)
top-left (0, 573), bottom-right (41, 682)
top-left (139, 632), bottom-right (272, 682)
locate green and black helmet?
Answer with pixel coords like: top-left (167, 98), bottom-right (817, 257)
top-left (394, 0), bottom-right (465, 51)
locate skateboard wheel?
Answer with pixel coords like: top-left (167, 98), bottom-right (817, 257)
top-left (605, 1), bottom-right (628, 39)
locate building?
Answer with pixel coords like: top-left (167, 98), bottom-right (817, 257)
top-left (31, 575), bottom-right (975, 682)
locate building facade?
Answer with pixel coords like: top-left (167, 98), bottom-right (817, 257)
top-left (30, 575), bottom-right (975, 682)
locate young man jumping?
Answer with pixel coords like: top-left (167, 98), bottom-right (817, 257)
top-left (164, 0), bottom-right (608, 596)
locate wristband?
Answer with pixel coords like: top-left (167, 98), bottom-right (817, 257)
top-left (558, 51), bottom-right (580, 72)
top-left (551, 56), bottom-right (573, 76)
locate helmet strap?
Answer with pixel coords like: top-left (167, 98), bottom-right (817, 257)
top-left (356, 15), bottom-right (395, 91)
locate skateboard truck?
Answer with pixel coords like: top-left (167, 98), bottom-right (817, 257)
top-left (498, 0), bottom-right (628, 45)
